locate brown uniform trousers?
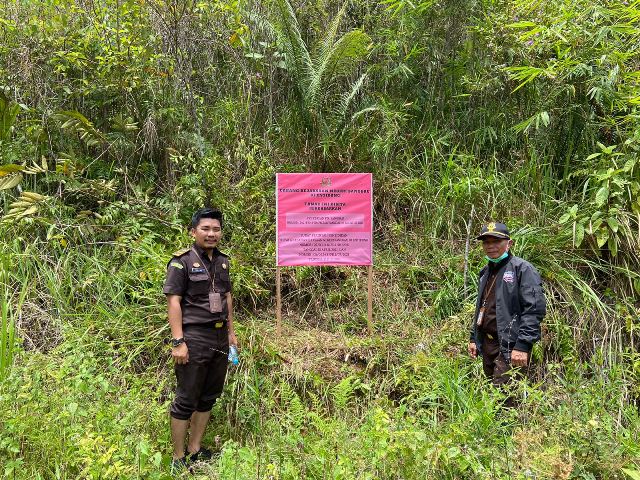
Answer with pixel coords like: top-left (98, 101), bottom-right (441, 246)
top-left (482, 336), bottom-right (528, 407)
top-left (171, 324), bottom-right (229, 420)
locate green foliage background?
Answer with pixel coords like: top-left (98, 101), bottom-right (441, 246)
top-left (0, 0), bottom-right (639, 478)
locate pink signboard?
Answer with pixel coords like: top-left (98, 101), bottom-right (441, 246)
top-left (276, 173), bottom-right (373, 266)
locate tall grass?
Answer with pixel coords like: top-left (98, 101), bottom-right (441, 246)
top-left (0, 249), bottom-right (27, 381)
top-left (0, 231), bottom-right (638, 477)
top-left (0, 287), bottom-right (16, 381)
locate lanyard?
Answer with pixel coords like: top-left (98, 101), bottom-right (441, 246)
top-left (191, 247), bottom-right (217, 293)
top-left (481, 272), bottom-right (499, 307)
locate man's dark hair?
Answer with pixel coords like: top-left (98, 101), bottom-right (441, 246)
top-left (190, 208), bottom-right (223, 229)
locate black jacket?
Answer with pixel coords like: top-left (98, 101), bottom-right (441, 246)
top-left (470, 254), bottom-right (546, 361)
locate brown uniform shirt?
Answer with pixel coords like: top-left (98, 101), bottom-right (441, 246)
top-left (479, 253), bottom-right (511, 337)
top-left (163, 244), bottom-right (232, 325)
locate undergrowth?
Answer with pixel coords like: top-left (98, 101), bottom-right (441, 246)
top-left (0, 232), bottom-right (638, 479)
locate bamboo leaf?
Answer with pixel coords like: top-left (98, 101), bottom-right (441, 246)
top-left (9, 201), bottom-right (36, 208)
top-left (20, 191), bottom-right (46, 202)
top-left (0, 92), bottom-right (21, 142)
top-left (608, 235), bottom-right (618, 257)
top-left (18, 205), bottom-right (38, 218)
top-left (54, 110), bottom-right (106, 146)
top-left (575, 223), bottom-right (585, 247)
top-left (506, 21), bottom-right (538, 28)
top-left (504, 65), bottom-right (548, 92)
top-left (622, 468), bottom-right (640, 480)
top-left (0, 173), bottom-right (22, 190)
top-left (0, 164), bottom-right (25, 175)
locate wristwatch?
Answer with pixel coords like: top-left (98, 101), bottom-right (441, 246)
top-left (171, 337), bottom-right (185, 348)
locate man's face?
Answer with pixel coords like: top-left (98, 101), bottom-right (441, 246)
top-left (481, 236), bottom-right (511, 259)
top-left (191, 218), bottom-right (222, 250)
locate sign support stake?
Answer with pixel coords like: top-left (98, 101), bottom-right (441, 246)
top-left (367, 265), bottom-right (373, 334)
top-left (276, 266), bottom-right (282, 336)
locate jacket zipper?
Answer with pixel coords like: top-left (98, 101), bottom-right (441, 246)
top-left (503, 315), bottom-right (516, 353)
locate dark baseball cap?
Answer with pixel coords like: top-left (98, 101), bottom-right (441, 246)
top-left (477, 222), bottom-right (511, 240)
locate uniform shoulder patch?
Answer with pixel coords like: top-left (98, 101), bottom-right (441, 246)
top-left (172, 247), bottom-right (191, 257)
top-left (169, 261), bottom-right (184, 269)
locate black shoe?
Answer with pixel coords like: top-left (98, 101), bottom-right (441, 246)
top-left (170, 456), bottom-right (188, 473)
top-left (185, 446), bottom-right (213, 463)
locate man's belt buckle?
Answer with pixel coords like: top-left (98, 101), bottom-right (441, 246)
top-left (214, 321), bottom-right (224, 328)
top-left (486, 333), bottom-right (494, 340)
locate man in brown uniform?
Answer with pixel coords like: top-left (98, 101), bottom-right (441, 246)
top-left (468, 222), bottom-right (546, 391)
top-left (163, 208), bottom-right (238, 469)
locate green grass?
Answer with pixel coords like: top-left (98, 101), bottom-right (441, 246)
top-left (0, 288), bottom-right (16, 382)
top-left (0, 234), bottom-right (638, 479)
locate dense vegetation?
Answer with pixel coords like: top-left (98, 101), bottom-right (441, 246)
top-left (1, 0), bottom-right (639, 478)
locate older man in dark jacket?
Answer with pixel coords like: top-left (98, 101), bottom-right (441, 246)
top-left (468, 222), bottom-right (546, 386)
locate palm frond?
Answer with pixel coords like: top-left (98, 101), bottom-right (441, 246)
top-left (306, 29), bottom-right (371, 109)
top-left (271, 0), bottom-right (312, 90)
top-left (333, 73), bottom-right (369, 135)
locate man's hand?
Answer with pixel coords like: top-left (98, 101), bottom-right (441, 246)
top-left (468, 341), bottom-right (478, 359)
top-left (510, 349), bottom-right (528, 367)
top-left (172, 342), bottom-right (189, 364)
top-left (228, 330), bottom-right (238, 347)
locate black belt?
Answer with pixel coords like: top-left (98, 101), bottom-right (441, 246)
top-left (185, 320), bottom-right (227, 329)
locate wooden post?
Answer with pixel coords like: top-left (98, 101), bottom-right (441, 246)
top-left (367, 265), bottom-right (373, 334)
top-left (276, 266), bottom-right (282, 336)
top-left (463, 204), bottom-right (475, 295)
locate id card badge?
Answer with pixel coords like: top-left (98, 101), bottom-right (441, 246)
top-left (209, 292), bottom-right (223, 313)
top-left (476, 306), bottom-right (485, 326)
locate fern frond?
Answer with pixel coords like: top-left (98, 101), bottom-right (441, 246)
top-left (332, 376), bottom-right (355, 410)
